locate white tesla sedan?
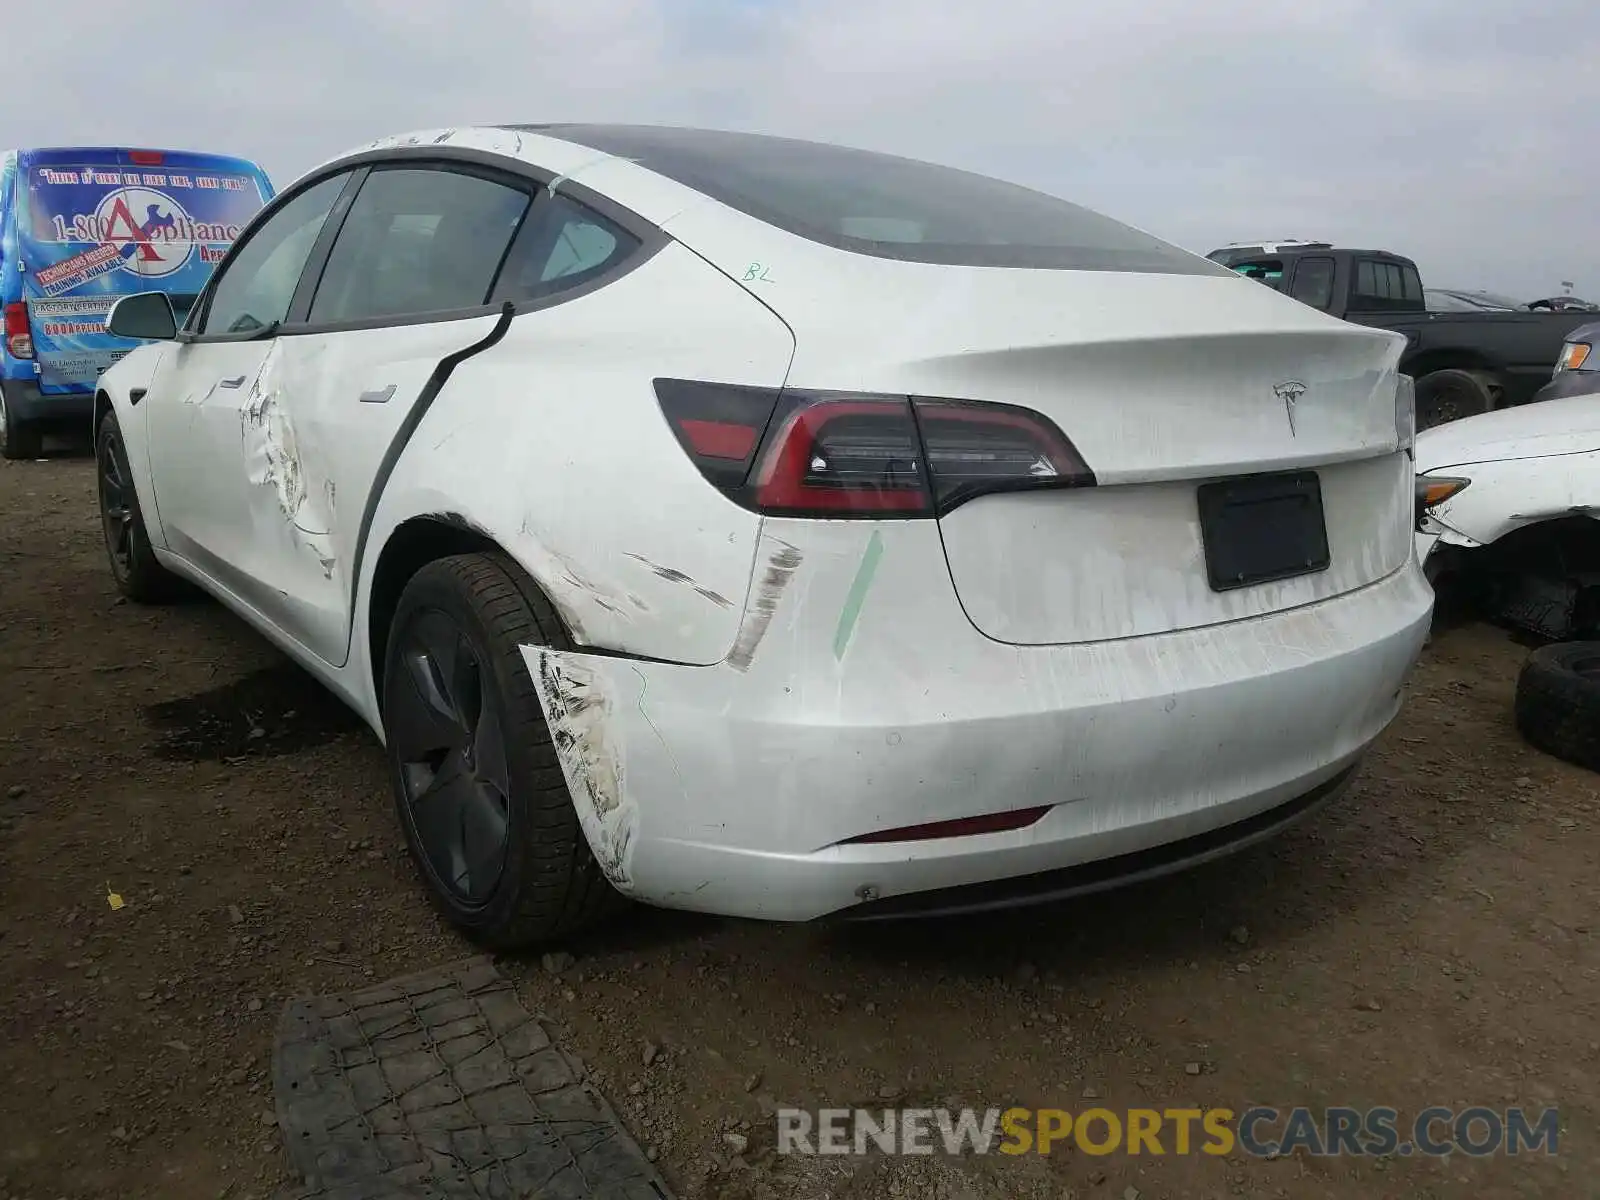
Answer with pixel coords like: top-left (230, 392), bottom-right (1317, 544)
top-left (93, 124), bottom-right (1432, 947)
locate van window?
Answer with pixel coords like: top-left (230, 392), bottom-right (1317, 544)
top-left (22, 157), bottom-right (271, 293)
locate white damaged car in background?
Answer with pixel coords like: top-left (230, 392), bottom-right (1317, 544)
top-left (1415, 391), bottom-right (1600, 638)
top-left (1415, 369), bottom-right (1600, 773)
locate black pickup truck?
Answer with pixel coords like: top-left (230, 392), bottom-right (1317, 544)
top-left (1206, 244), bottom-right (1593, 428)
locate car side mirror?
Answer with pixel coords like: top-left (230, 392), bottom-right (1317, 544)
top-left (107, 292), bottom-right (178, 341)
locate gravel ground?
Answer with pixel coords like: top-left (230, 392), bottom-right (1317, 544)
top-left (0, 446), bottom-right (1594, 1200)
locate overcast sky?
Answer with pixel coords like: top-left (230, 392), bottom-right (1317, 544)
top-left (6, 0), bottom-right (1594, 297)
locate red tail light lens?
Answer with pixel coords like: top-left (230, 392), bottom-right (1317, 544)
top-left (914, 398), bottom-right (1093, 510)
top-left (653, 378), bottom-right (778, 492)
top-left (654, 379), bottom-right (1095, 518)
top-left (753, 397), bottom-right (930, 515)
top-left (3, 302), bottom-right (33, 360)
top-left (127, 150), bottom-right (165, 165)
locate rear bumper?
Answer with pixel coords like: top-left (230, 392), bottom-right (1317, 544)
top-left (2, 378), bottom-right (93, 427)
top-left (836, 763), bottom-right (1357, 920)
top-left (524, 521), bottom-right (1434, 923)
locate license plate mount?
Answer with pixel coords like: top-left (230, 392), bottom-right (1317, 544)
top-left (1197, 470), bottom-right (1331, 592)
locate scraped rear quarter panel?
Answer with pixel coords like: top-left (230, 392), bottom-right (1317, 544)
top-left (363, 238), bottom-right (796, 669)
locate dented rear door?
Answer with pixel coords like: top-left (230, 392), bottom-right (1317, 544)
top-left (234, 316), bottom-right (505, 664)
top-left (235, 164), bottom-right (541, 666)
top-left (144, 337), bottom-right (278, 589)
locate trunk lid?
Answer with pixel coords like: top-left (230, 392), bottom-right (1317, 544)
top-left (714, 250), bottom-right (1413, 646)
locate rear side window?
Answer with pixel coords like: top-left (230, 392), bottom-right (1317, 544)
top-left (492, 194), bottom-right (641, 304)
top-left (1352, 259), bottom-right (1423, 311)
top-left (308, 167), bottom-right (531, 325)
top-left (525, 124), bottom-right (1226, 275)
top-left (1290, 257), bottom-right (1335, 310)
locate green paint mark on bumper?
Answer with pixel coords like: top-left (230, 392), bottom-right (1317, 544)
top-left (833, 529), bottom-right (885, 660)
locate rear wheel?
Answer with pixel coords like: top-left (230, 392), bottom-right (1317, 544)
top-left (96, 408), bottom-right (184, 602)
top-left (382, 552), bottom-right (622, 948)
top-left (0, 384), bottom-right (42, 460)
top-left (1416, 368), bottom-right (1496, 430)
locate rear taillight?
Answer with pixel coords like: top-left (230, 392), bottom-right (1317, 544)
top-left (754, 398), bottom-right (930, 515)
top-left (654, 379), bottom-right (1094, 518)
top-left (914, 398), bottom-right (1091, 511)
top-left (127, 150), bottom-right (165, 166)
top-left (3, 302), bottom-right (33, 360)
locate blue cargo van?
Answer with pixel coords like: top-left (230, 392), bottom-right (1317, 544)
top-left (0, 146), bottom-right (274, 458)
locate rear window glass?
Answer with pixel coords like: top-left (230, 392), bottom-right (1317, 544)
top-left (521, 125), bottom-right (1226, 275)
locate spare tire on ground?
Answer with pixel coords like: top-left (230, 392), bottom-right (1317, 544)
top-left (1513, 641), bottom-right (1600, 772)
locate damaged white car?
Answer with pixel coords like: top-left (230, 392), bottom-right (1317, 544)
top-left (93, 124), bottom-right (1432, 947)
top-left (1415, 394), bottom-right (1600, 639)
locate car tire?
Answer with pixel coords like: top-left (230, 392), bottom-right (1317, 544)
top-left (1415, 368), bottom-right (1495, 430)
top-left (95, 408), bottom-right (185, 603)
top-left (382, 551), bottom-right (623, 949)
top-left (0, 383), bottom-right (43, 460)
top-left (1513, 641), bottom-right (1600, 773)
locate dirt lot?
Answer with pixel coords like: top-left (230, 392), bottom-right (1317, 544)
top-left (1, 446), bottom-right (1595, 1200)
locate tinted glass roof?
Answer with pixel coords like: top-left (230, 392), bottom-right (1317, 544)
top-left (510, 124), bottom-right (1224, 275)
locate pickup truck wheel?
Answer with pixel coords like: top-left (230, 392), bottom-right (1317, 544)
top-left (1416, 369), bottom-right (1494, 429)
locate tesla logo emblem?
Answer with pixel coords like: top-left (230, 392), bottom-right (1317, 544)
top-left (1274, 381), bottom-right (1308, 434)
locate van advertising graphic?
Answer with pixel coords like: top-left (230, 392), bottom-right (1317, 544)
top-left (15, 156), bottom-right (272, 391)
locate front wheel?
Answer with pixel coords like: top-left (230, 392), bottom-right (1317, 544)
top-left (382, 552), bottom-right (623, 948)
top-left (95, 409), bottom-right (184, 602)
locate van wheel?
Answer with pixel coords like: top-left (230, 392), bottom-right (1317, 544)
top-left (0, 384), bottom-right (42, 460)
top-left (96, 408), bottom-right (184, 602)
top-left (382, 552), bottom-right (623, 949)
top-left (1416, 369), bottom-right (1495, 430)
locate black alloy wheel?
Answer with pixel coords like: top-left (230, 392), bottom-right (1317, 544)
top-left (387, 607), bottom-right (513, 907)
top-left (98, 422), bottom-right (135, 581)
top-left (381, 552), bottom-right (621, 948)
top-left (94, 409), bottom-right (182, 602)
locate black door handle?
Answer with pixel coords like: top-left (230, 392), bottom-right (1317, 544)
top-left (219, 375), bottom-right (246, 389)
